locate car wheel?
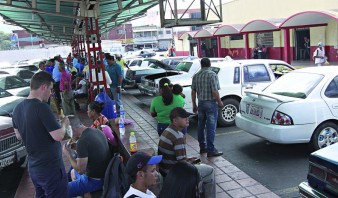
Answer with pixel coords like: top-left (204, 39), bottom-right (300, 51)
top-left (217, 98), bottom-right (239, 127)
top-left (311, 122), bottom-right (338, 150)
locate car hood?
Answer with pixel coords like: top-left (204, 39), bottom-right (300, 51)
top-left (7, 86), bottom-right (30, 97)
top-left (0, 116), bottom-right (13, 130)
top-left (239, 90), bottom-right (302, 124)
top-left (155, 72), bottom-right (191, 86)
top-left (0, 95), bottom-right (24, 116)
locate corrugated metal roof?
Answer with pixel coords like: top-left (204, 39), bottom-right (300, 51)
top-left (0, 0), bottom-right (158, 44)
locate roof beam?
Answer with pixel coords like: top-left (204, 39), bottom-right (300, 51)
top-left (0, 3), bottom-right (83, 19)
top-left (100, 0), bottom-right (158, 18)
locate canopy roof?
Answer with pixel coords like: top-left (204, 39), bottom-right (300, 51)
top-left (0, 0), bottom-right (158, 44)
top-left (240, 18), bottom-right (284, 33)
top-left (280, 10), bottom-right (338, 28)
top-left (213, 24), bottom-right (243, 35)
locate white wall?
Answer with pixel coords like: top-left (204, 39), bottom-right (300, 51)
top-left (0, 46), bottom-right (71, 64)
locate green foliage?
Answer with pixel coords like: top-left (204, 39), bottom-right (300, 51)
top-left (0, 31), bottom-right (11, 50)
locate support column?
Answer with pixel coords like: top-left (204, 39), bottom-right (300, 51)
top-left (197, 38), bottom-right (201, 58)
top-left (244, 33), bottom-right (250, 59)
top-left (84, 17), bottom-right (107, 102)
top-left (217, 36), bottom-right (222, 57)
top-left (283, 28), bottom-right (291, 64)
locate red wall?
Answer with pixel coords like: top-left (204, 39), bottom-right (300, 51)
top-left (176, 51), bottom-right (190, 56)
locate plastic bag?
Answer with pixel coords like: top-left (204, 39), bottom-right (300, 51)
top-left (95, 90), bottom-right (117, 119)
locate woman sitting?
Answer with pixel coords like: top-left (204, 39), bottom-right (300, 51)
top-left (87, 101), bottom-right (111, 129)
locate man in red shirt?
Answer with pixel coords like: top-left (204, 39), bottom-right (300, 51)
top-left (59, 62), bottom-right (76, 115)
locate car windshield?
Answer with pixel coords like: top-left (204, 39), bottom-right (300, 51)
top-left (264, 72), bottom-right (323, 99)
top-left (0, 76), bottom-right (29, 89)
top-left (175, 62), bottom-right (193, 72)
top-left (0, 88), bottom-right (12, 98)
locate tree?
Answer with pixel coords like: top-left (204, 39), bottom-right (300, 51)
top-left (0, 31), bottom-right (12, 50)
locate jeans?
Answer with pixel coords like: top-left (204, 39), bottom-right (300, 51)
top-left (110, 87), bottom-right (121, 116)
top-left (29, 167), bottom-right (68, 198)
top-left (68, 170), bottom-right (104, 198)
top-left (196, 164), bottom-right (216, 198)
top-left (197, 100), bottom-right (218, 152)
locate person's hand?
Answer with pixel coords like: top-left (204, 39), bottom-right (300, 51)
top-left (62, 143), bottom-right (71, 157)
top-left (193, 105), bottom-right (198, 114)
top-left (217, 100), bottom-right (224, 108)
top-left (61, 116), bottom-right (70, 128)
top-left (116, 86), bottom-right (121, 93)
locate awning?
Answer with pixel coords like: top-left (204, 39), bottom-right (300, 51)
top-left (240, 18), bottom-right (284, 33)
top-left (193, 28), bottom-right (217, 38)
top-left (280, 10), bottom-right (338, 28)
top-left (0, 0), bottom-right (158, 44)
top-left (213, 24), bottom-right (244, 36)
top-left (178, 31), bottom-right (198, 40)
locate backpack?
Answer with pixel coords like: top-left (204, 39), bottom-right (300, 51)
top-left (102, 153), bottom-right (131, 198)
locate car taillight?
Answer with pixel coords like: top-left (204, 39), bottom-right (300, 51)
top-left (271, 111), bottom-right (293, 125)
top-left (309, 164), bottom-right (326, 180)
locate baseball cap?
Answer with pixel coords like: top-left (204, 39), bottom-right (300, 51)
top-left (170, 107), bottom-right (194, 120)
top-left (126, 152), bottom-right (162, 177)
top-left (106, 54), bottom-right (115, 61)
top-left (318, 42), bottom-right (323, 47)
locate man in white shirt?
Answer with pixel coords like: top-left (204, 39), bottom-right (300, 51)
top-left (124, 152), bottom-right (162, 198)
top-left (313, 42), bottom-right (326, 66)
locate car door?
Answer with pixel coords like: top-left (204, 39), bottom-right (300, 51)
top-left (322, 75), bottom-right (338, 118)
top-left (241, 64), bottom-right (273, 96)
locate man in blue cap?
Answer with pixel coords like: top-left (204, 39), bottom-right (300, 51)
top-left (124, 152), bottom-right (162, 198)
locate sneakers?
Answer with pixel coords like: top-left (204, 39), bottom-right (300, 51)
top-left (121, 88), bottom-right (125, 92)
top-left (207, 149), bottom-right (223, 157)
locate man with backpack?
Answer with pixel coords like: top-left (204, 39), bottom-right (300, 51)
top-left (123, 152), bottom-right (162, 198)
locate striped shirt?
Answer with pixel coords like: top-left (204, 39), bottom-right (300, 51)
top-left (158, 125), bottom-right (186, 174)
top-left (191, 67), bottom-right (220, 101)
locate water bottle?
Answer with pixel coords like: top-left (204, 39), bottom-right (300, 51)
top-left (120, 105), bottom-right (125, 119)
top-left (119, 117), bottom-right (125, 136)
top-left (66, 125), bottom-right (73, 139)
top-left (129, 132), bottom-right (137, 154)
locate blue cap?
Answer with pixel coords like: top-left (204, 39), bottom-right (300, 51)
top-left (126, 152), bottom-right (162, 177)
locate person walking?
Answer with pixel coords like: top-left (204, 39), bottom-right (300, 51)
top-left (105, 54), bottom-right (123, 116)
top-left (59, 62), bottom-right (76, 115)
top-left (116, 54), bottom-right (130, 91)
top-left (12, 71), bottom-right (70, 197)
top-left (191, 57), bottom-right (224, 157)
top-left (313, 42), bottom-right (326, 66)
top-left (150, 78), bottom-right (185, 136)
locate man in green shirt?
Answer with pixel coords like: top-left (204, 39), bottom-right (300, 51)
top-left (116, 55), bottom-right (129, 91)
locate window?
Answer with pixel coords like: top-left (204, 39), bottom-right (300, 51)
top-left (325, 76), bottom-right (338, 98)
top-left (230, 35), bottom-right (243, 40)
top-left (243, 64), bottom-right (271, 83)
top-left (191, 12), bottom-right (201, 19)
top-left (233, 67), bottom-right (240, 84)
top-left (18, 70), bottom-right (34, 79)
top-left (269, 64), bottom-right (294, 79)
top-left (255, 32), bottom-right (273, 47)
top-left (158, 31), bottom-right (163, 35)
top-left (166, 30), bottom-right (171, 34)
top-left (175, 62), bottom-right (193, 72)
top-left (117, 29), bottom-right (125, 34)
top-left (210, 67), bottom-right (220, 74)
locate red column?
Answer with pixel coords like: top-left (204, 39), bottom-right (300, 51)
top-left (283, 28), bottom-right (291, 64)
top-left (244, 33), bottom-right (250, 59)
top-left (217, 36), bottom-right (222, 57)
top-left (197, 38), bottom-right (201, 58)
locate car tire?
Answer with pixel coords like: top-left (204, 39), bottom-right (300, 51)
top-left (310, 122), bottom-right (338, 150)
top-left (217, 98), bottom-right (239, 127)
top-left (3, 156), bottom-right (26, 170)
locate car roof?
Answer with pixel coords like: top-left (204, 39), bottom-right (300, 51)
top-left (294, 66), bottom-right (338, 75)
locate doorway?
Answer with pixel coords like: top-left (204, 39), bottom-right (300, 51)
top-left (295, 28), bottom-right (310, 60)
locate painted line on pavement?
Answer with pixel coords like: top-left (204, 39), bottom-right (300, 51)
top-left (215, 130), bottom-right (243, 136)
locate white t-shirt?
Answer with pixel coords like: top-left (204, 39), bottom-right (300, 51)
top-left (313, 48), bottom-right (325, 64)
top-left (123, 185), bottom-right (156, 198)
top-left (86, 69), bottom-right (112, 89)
top-left (74, 79), bottom-right (87, 94)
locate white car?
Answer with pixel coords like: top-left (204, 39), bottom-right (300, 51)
top-left (0, 88), bottom-right (25, 116)
top-left (235, 66), bottom-right (338, 150)
top-left (0, 75), bottom-right (30, 97)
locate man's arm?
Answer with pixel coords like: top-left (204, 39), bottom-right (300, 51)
top-left (14, 128), bottom-right (22, 140)
top-left (63, 144), bottom-right (88, 174)
top-left (212, 90), bottom-right (224, 108)
top-left (191, 90), bottom-right (198, 113)
top-left (49, 117), bottom-right (69, 141)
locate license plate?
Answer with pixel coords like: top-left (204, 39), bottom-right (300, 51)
top-left (0, 156), bottom-right (15, 168)
top-left (250, 105), bottom-right (262, 117)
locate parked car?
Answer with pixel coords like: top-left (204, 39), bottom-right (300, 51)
top-left (125, 58), bottom-right (172, 87)
top-left (0, 115), bottom-right (26, 169)
top-left (0, 88), bottom-right (25, 116)
top-left (0, 68), bottom-right (34, 82)
top-left (0, 74), bottom-right (30, 97)
top-left (138, 50), bottom-right (156, 58)
top-left (138, 58), bottom-right (227, 96)
top-left (299, 143), bottom-right (338, 197)
top-left (235, 66), bottom-right (338, 150)
top-left (182, 59), bottom-right (294, 127)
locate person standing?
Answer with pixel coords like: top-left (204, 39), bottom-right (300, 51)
top-left (116, 54), bottom-right (129, 91)
top-left (169, 46), bottom-right (176, 57)
top-left (105, 54), bottom-right (123, 116)
top-left (12, 71), bottom-right (69, 197)
top-left (59, 62), bottom-right (76, 115)
top-left (313, 42), bottom-right (326, 66)
top-left (191, 57), bottom-right (224, 157)
top-left (52, 58), bottom-right (62, 110)
top-left (36, 61), bottom-right (46, 73)
top-left (303, 37), bottom-right (310, 60)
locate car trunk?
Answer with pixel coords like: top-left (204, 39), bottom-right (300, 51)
top-left (143, 71), bottom-right (181, 80)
